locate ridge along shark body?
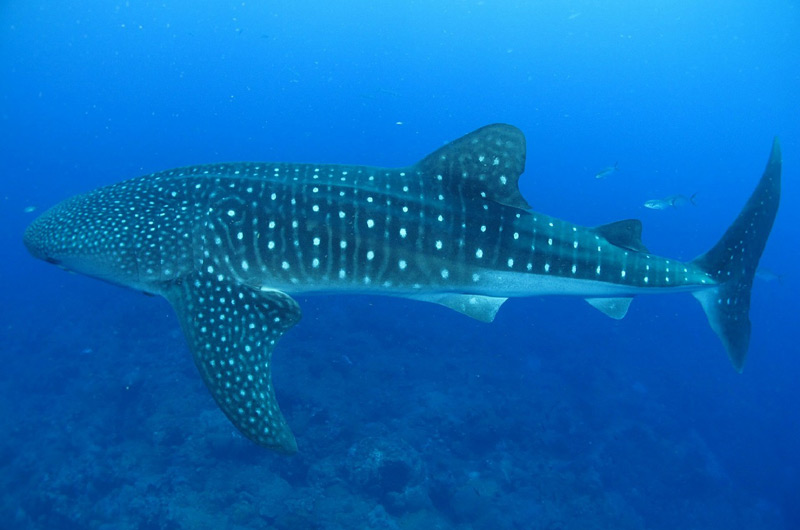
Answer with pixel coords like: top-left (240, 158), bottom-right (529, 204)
top-left (24, 125), bottom-right (781, 454)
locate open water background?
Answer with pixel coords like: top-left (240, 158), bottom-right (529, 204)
top-left (1, 1), bottom-right (798, 528)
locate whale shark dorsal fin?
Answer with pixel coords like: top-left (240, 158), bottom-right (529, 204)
top-left (166, 271), bottom-right (302, 454)
top-left (595, 219), bottom-right (649, 253)
top-left (415, 123), bottom-right (531, 210)
top-left (585, 297), bottom-right (634, 319)
top-left (408, 293), bottom-right (507, 322)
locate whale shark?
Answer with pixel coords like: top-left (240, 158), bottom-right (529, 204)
top-left (24, 124), bottom-right (781, 454)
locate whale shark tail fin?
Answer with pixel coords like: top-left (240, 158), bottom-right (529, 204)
top-left (691, 138), bottom-right (781, 371)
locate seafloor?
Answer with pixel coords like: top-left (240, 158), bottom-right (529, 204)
top-left (0, 284), bottom-right (787, 530)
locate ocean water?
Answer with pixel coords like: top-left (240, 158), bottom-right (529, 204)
top-left (1, 1), bottom-right (798, 529)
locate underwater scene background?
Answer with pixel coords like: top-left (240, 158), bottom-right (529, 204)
top-left (1, 1), bottom-right (799, 528)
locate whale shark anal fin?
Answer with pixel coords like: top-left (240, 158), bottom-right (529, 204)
top-left (585, 297), bottom-right (633, 319)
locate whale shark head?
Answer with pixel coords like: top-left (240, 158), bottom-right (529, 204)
top-left (23, 179), bottom-right (192, 293)
top-left (24, 192), bottom-right (133, 283)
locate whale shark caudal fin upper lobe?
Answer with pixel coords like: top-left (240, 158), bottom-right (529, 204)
top-left (691, 138), bottom-right (781, 372)
top-left (165, 270), bottom-right (302, 454)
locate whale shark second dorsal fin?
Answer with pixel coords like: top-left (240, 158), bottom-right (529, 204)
top-left (415, 123), bottom-right (531, 210)
top-left (594, 219), bottom-right (649, 253)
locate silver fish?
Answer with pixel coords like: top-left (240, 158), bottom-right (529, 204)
top-left (594, 162), bottom-right (618, 179)
top-left (644, 193), bottom-right (698, 210)
top-left (755, 268), bottom-right (783, 283)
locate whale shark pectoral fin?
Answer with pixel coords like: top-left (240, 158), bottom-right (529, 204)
top-left (165, 272), bottom-right (302, 454)
top-left (409, 293), bottom-right (507, 322)
top-left (585, 297), bottom-right (633, 319)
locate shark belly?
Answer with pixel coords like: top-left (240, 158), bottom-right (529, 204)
top-left (469, 268), bottom-right (706, 298)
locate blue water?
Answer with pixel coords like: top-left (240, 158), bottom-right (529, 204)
top-left (2, 1), bottom-right (798, 528)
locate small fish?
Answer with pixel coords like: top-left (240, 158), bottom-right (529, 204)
top-left (644, 193), bottom-right (697, 210)
top-left (755, 268), bottom-right (783, 284)
top-left (23, 206), bottom-right (37, 213)
top-left (594, 163), bottom-right (618, 179)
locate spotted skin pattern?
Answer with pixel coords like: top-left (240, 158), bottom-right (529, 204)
top-left (24, 125), bottom-right (781, 453)
top-left (170, 273), bottom-right (301, 453)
